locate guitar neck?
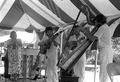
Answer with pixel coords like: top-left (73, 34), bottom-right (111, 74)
top-left (49, 31), bottom-right (62, 43)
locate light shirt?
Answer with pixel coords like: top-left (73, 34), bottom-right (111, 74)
top-left (94, 24), bottom-right (112, 48)
top-left (109, 18), bottom-right (120, 37)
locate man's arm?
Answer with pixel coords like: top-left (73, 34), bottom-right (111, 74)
top-left (78, 24), bottom-right (97, 42)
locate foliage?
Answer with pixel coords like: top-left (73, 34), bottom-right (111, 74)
top-left (112, 37), bottom-right (120, 55)
top-left (86, 37), bottom-right (120, 64)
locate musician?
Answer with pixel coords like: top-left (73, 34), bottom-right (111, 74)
top-left (38, 27), bottom-right (60, 82)
top-left (79, 5), bottom-right (113, 82)
top-left (64, 23), bottom-right (87, 82)
top-left (106, 18), bottom-right (120, 82)
top-left (0, 31), bottom-right (22, 82)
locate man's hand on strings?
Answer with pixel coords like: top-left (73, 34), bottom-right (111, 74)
top-left (78, 37), bottom-right (86, 43)
top-left (78, 25), bottom-right (85, 33)
top-left (84, 26), bottom-right (91, 33)
top-left (71, 22), bottom-right (86, 34)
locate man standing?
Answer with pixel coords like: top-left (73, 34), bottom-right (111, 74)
top-left (79, 14), bottom-right (113, 82)
top-left (38, 27), bottom-right (60, 82)
top-left (63, 24), bottom-right (87, 82)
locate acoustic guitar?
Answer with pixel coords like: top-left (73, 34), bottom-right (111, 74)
top-left (39, 30), bottom-right (63, 54)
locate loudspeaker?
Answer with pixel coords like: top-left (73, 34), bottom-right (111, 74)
top-left (60, 76), bottom-right (79, 82)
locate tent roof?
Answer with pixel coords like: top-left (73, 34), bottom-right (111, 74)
top-left (0, 0), bottom-right (120, 36)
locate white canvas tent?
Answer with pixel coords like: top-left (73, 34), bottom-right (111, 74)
top-left (0, 0), bottom-right (120, 81)
top-left (0, 0), bottom-right (120, 37)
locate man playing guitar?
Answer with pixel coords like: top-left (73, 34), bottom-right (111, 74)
top-left (38, 27), bottom-right (60, 82)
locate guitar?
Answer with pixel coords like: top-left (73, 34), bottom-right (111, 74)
top-left (39, 30), bottom-right (63, 54)
top-left (65, 36), bottom-right (85, 51)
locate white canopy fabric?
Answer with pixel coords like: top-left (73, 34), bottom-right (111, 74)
top-left (0, 0), bottom-right (120, 36)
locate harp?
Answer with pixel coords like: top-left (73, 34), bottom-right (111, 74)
top-left (57, 26), bottom-right (98, 72)
top-left (57, 5), bottom-right (99, 72)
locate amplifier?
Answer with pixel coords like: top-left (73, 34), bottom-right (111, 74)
top-left (60, 76), bottom-right (79, 82)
